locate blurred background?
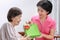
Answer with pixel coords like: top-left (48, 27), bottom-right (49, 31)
top-left (0, 0), bottom-right (59, 36)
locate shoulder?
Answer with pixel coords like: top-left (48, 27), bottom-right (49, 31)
top-left (31, 15), bottom-right (39, 20)
top-left (0, 23), bottom-right (8, 31)
top-left (47, 16), bottom-right (56, 25)
top-left (2, 23), bottom-right (10, 27)
top-left (1, 22), bottom-right (11, 29)
top-left (1, 23), bottom-right (8, 27)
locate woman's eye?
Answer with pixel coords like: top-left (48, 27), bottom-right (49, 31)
top-left (40, 10), bottom-right (43, 12)
top-left (38, 9), bottom-right (43, 12)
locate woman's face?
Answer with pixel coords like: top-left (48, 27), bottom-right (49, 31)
top-left (12, 15), bottom-right (22, 26)
top-left (37, 7), bottom-right (48, 18)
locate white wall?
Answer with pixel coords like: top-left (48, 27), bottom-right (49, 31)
top-left (49, 0), bottom-right (59, 34)
top-left (0, 0), bottom-right (59, 33)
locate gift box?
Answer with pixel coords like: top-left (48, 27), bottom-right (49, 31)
top-left (24, 23), bottom-right (41, 38)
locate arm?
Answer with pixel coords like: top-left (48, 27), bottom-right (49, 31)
top-left (42, 21), bottom-right (56, 39)
top-left (42, 28), bottom-right (55, 39)
top-left (6, 23), bottom-right (18, 40)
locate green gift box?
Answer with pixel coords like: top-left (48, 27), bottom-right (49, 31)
top-left (24, 23), bottom-right (41, 38)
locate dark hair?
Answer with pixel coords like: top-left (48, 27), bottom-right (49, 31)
top-left (37, 0), bottom-right (53, 15)
top-left (7, 7), bottom-right (22, 22)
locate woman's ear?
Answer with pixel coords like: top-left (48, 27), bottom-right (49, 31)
top-left (11, 18), bottom-right (14, 22)
top-left (47, 11), bottom-right (49, 15)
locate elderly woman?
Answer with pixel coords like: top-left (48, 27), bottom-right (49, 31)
top-left (0, 7), bottom-right (28, 40)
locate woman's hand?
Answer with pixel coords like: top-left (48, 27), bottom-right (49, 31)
top-left (36, 33), bottom-right (44, 38)
top-left (36, 29), bottom-right (55, 39)
top-left (20, 35), bottom-right (31, 40)
top-left (26, 36), bottom-right (32, 40)
top-left (20, 36), bottom-right (28, 40)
